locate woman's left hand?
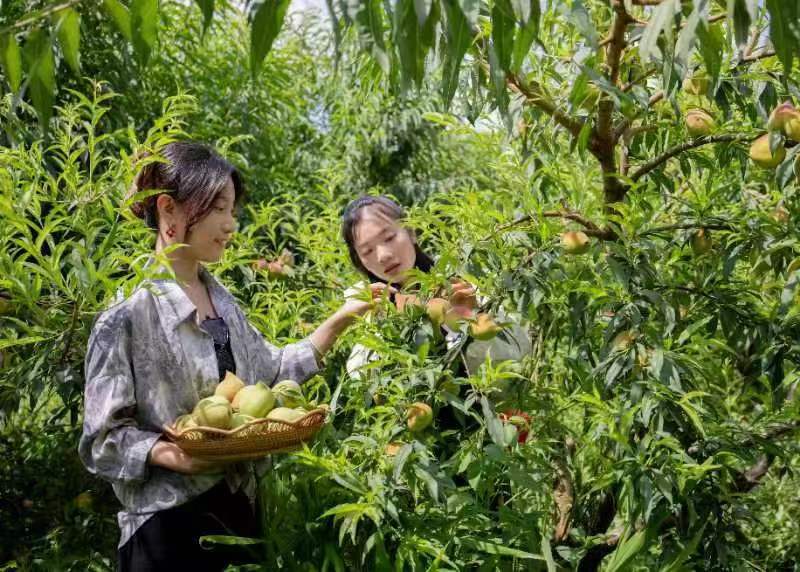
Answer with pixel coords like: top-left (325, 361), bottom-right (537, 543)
top-left (308, 283), bottom-right (396, 360)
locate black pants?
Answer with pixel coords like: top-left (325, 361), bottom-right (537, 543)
top-left (118, 481), bottom-right (260, 572)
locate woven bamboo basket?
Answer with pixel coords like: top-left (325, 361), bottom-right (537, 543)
top-left (163, 405), bottom-right (329, 461)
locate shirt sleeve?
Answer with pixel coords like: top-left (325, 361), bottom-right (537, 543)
top-left (244, 320), bottom-right (321, 387)
top-left (78, 308), bottom-right (161, 484)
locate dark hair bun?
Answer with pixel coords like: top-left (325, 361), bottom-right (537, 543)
top-left (125, 142), bottom-right (244, 232)
top-left (126, 153), bottom-right (160, 229)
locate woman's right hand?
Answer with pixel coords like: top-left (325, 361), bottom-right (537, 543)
top-left (339, 282), bottom-right (396, 318)
top-left (449, 279), bottom-right (478, 310)
top-left (148, 439), bottom-right (229, 475)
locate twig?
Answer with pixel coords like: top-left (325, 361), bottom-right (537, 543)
top-left (544, 211), bottom-right (618, 239)
top-left (57, 299), bottom-right (82, 374)
top-left (491, 210), bottom-right (617, 240)
top-left (0, 0), bottom-right (84, 33)
top-left (630, 133), bottom-right (752, 181)
top-left (552, 460), bottom-right (574, 543)
top-left (622, 68), bottom-right (657, 92)
top-left (613, 93), bottom-right (664, 140)
top-left (640, 221), bottom-right (734, 236)
top-left (506, 73), bottom-right (586, 138)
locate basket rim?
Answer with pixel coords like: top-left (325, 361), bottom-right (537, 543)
top-left (163, 404), bottom-right (329, 440)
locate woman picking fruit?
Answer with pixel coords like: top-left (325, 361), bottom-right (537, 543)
top-left (78, 142), bottom-right (389, 571)
top-left (341, 195), bottom-right (480, 378)
top-left (340, 196), bottom-right (532, 422)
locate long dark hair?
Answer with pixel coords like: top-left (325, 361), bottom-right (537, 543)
top-left (341, 195), bottom-right (434, 285)
top-left (128, 141), bottom-right (245, 230)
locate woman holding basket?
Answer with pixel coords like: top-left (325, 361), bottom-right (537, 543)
top-left (78, 142), bottom-right (390, 571)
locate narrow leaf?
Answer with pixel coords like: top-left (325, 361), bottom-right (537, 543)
top-left (765, 0), bottom-right (799, 73)
top-left (350, 0), bottom-right (389, 73)
top-left (727, 0), bottom-right (752, 47)
top-left (640, 0), bottom-right (679, 63)
top-left (54, 8), bottom-right (81, 73)
top-left (0, 33), bottom-right (22, 92)
top-left (249, 0), bottom-right (291, 75)
top-left (605, 529), bottom-right (647, 572)
top-left (491, 0), bottom-right (515, 72)
top-left (413, 0), bottom-right (432, 26)
top-left (22, 29), bottom-right (56, 126)
top-left (441, 0), bottom-right (474, 106)
top-left (131, 0), bottom-right (158, 65)
top-left (195, 0), bottom-right (215, 33)
top-left (511, 0), bottom-right (539, 72)
top-left (102, 0), bottom-right (132, 41)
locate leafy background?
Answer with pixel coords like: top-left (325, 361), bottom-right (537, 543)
top-left (1, 0), bottom-right (800, 570)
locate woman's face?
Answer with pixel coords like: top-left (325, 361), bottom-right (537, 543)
top-left (353, 207), bottom-right (417, 283)
top-left (168, 178), bottom-right (238, 263)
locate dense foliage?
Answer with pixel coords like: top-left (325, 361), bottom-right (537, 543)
top-left (1, 0), bottom-right (800, 570)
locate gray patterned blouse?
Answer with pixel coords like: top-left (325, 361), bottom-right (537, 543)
top-left (78, 266), bottom-right (320, 547)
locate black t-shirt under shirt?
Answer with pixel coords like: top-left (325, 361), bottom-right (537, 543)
top-left (200, 317), bottom-right (236, 382)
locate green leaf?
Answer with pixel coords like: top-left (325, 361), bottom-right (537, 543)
top-left (413, 0), bottom-right (433, 26)
top-left (130, 0), bottom-right (158, 65)
top-left (510, 0), bottom-right (532, 23)
top-left (565, 0), bottom-right (599, 48)
top-left (394, 0), bottom-right (423, 88)
top-left (541, 536), bottom-right (557, 572)
top-left (457, 537), bottom-right (542, 559)
top-left (441, 0), bottom-right (474, 106)
top-left (22, 29), bottom-right (56, 126)
top-left (0, 33), bottom-right (23, 92)
top-left (491, 0), bottom-right (515, 72)
top-left (347, 0), bottom-right (389, 73)
top-left (102, 0), bottom-right (132, 41)
top-left (677, 395), bottom-right (706, 437)
top-left (480, 395), bottom-right (505, 447)
top-left (458, 0), bottom-right (480, 27)
top-left (659, 518), bottom-right (707, 571)
top-left (727, 0), bottom-right (752, 47)
top-left (696, 15), bottom-right (724, 83)
top-left (414, 465), bottom-right (440, 501)
top-left (511, 0), bottom-right (539, 73)
top-left (605, 528), bottom-right (647, 572)
top-left (766, 0), bottom-right (799, 73)
top-left (640, 0), bottom-right (679, 63)
top-left (198, 535), bottom-right (263, 547)
top-left (394, 0), bottom-right (439, 87)
top-left (194, 0), bottom-right (215, 33)
top-left (393, 442), bottom-right (413, 481)
top-left (54, 8), bottom-right (81, 73)
top-left (250, 0), bottom-right (291, 76)
top-left (0, 336), bottom-right (48, 351)
top-left (674, 2), bottom-right (701, 69)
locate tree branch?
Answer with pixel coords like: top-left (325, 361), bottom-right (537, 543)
top-left (631, 134), bottom-right (752, 182)
top-left (493, 210), bottom-right (617, 240)
top-left (506, 73), bottom-right (586, 138)
top-left (640, 221), bottom-right (734, 237)
top-left (597, 2), bottom-right (631, 146)
top-left (607, 2), bottom-right (631, 89)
